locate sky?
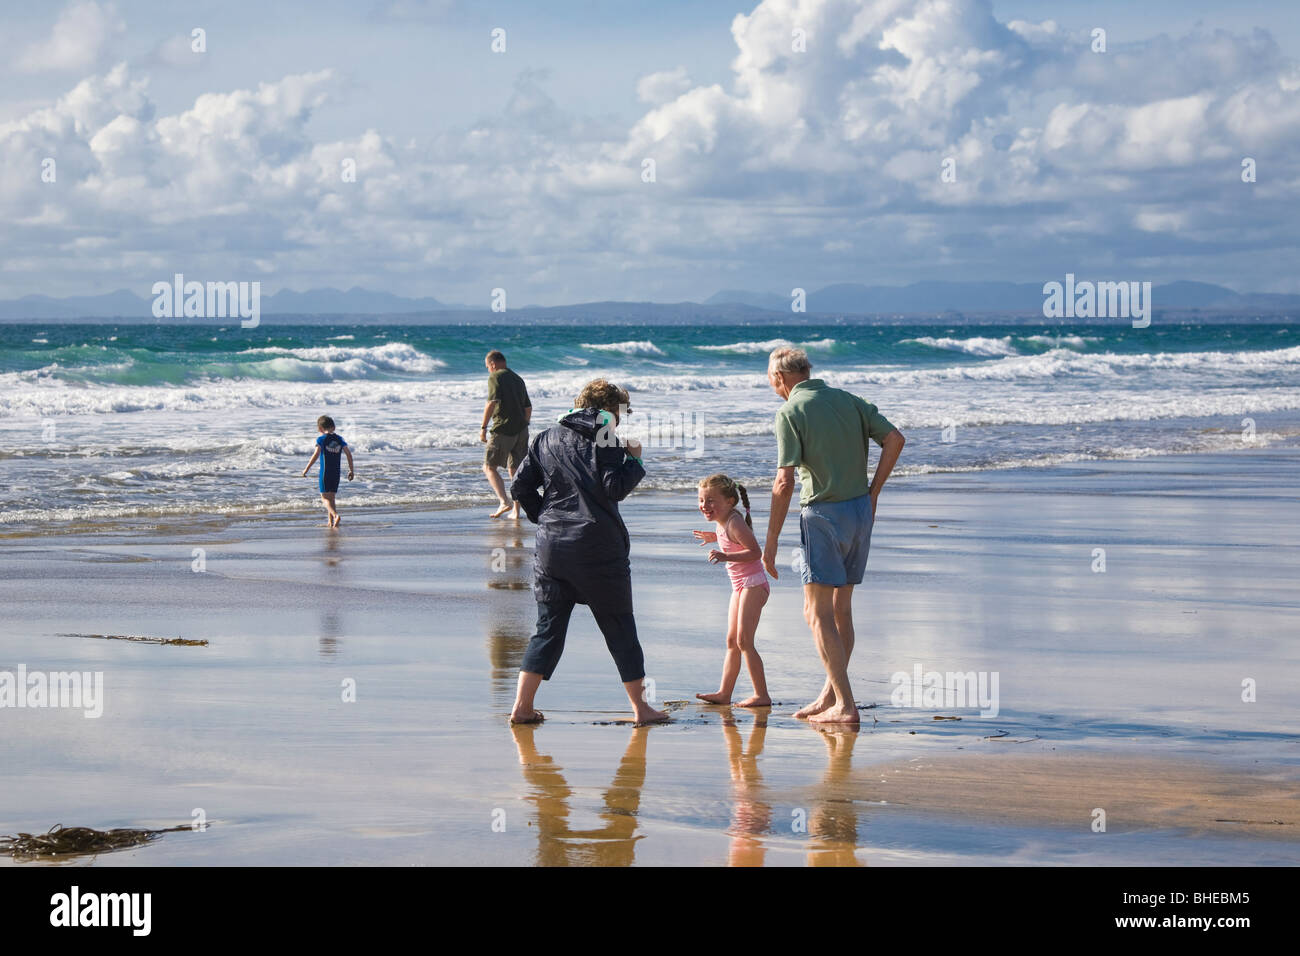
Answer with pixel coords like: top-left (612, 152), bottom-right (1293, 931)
top-left (1, 0), bottom-right (1298, 305)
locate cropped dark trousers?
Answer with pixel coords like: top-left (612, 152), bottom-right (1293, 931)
top-left (520, 570), bottom-right (646, 683)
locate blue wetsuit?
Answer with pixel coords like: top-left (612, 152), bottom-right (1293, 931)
top-left (316, 432), bottom-right (347, 493)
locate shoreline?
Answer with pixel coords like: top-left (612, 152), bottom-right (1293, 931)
top-left (4, 442), bottom-right (1298, 540)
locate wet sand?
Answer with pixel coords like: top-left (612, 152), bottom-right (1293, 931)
top-left (1, 447), bottom-right (1298, 865)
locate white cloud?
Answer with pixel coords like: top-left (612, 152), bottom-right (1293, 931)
top-left (2, 0), bottom-right (1300, 301)
top-left (636, 67), bottom-right (693, 105)
top-left (16, 1), bottom-right (124, 74)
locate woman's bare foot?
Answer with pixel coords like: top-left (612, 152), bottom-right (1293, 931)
top-left (809, 705), bottom-right (859, 725)
top-left (736, 696), bottom-right (772, 708)
top-left (490, 500), bottom-right (511, 518)
top-left (509, 709), bottom-right (545, 724)
top-left (696, 692), bottom-right (731, 705)
top-left (632, 705), bottom-right (670, 725)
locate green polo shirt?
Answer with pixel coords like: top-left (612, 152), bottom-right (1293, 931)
top-left (774, 379), bottom-right (897, 506)
top-left (487, 367), bottom-right (531, 435)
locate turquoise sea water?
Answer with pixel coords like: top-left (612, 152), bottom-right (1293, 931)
top-left (2, 319), bottom-right (1298, 529)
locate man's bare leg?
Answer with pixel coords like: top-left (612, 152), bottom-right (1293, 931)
top-left (624, 677), bottom-right (669, 725)
top-left (802, 583), bottom-right (858, 724)
top-left (510, 670), bottom-right (546, 723)
top-left (794, 585), bottom-right (855, 717)
top-left (794, 589), bottom-right (835, 717)
top-left (484, 463), bottom-right (512, 517)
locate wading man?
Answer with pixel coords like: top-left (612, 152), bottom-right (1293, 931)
top-left (480, 350), bottom-right (532, 519)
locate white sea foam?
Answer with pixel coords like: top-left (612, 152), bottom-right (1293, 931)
top-left (1021, 334), bottom-right (1099, 349)
top-left (696, 338), bottom-right (837, 354)
top-left (237, 342), bottom-right (445, 374)
top-left (901, 336), bottom-right (1018, 357)
top-left (580, 340), bottom-right (666, 357)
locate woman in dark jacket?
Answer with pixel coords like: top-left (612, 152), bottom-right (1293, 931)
top-left (508, 379), bottom-right (669, 725)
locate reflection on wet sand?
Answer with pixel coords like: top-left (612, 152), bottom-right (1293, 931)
top-left (486, 623), bottom-right (529, 706)
top-left (319, 533), bottom-right (343, 657)
top-left (511, 725), bottom-right (648, 866)
top-left (720, 709), bottom-right (771, 867)
top-left (807, 728), bottom-right (864, 867)
top-left (486, 528), bottom-right (530, 590)
top-left (485, 526), bottom-right (533, 705)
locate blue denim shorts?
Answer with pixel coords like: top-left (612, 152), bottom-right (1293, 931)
top-left (797, 494), bottom-right (874, 586)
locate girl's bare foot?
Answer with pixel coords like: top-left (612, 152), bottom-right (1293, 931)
top-left (809, 705), bottom-right (859, 725)
top-left (696, 692), bottom-right (731, 705)
top-left (490, 500), bottom-right (511, 518)
top-left (736, 696), bottom-right (772, 708)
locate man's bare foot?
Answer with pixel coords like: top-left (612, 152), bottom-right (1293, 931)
top-left (736, 696), bottom-right (772, 708)
top-left (490, 500), bottom-right (511, 518)
top-left (809, 705), bottom-right (859, 725)
top-left (696, 692), bottom-right (731, 705)
top-left (509, 709), bottom-right (544, 725)
top-left (632, 706), bottom-right (670, 725)
top-left (793, 695), bottom-right (834, 719)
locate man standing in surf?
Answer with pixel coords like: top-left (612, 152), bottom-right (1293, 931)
top-left (761, 347), bottom-right (905, 725)
top-left (480, 350), bottom-right (532, 519)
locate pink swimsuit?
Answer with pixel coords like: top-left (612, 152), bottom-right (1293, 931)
top-left (717, 513), bottom-right (769, 593)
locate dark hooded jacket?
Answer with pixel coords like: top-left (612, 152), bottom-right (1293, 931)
top-left (510, 408), bottom-right (645, 609)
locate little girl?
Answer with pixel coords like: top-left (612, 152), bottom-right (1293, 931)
top-left (693, 473), bottom-right (771, 708)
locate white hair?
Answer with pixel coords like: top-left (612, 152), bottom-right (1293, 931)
top-left (768, 346), bottom-right (812, 376)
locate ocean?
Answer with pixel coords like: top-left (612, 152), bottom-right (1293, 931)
top-left (2, 318), bottom-right (1297, 531)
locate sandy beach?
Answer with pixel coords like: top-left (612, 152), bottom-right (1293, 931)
top-left (2, 446), bottom-right (1298, 866)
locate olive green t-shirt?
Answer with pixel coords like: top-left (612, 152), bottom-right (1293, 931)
top-left (774, 379), bottom-right (897, 506)
top-left (487, 367), bottom-right (531, 435)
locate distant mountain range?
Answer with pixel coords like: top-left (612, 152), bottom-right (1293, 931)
top-left (1, 280), bottom-right (1296, 321)
top-left (0, 286), bottom-right (469, 320)
top-left (705, 281), bottom-right (1300, 313)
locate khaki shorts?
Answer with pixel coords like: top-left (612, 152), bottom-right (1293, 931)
top-left (485, 428), bottom-right (528, 472)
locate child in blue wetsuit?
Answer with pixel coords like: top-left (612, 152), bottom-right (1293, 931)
top-left (301, 415), bottom-right (354, 528)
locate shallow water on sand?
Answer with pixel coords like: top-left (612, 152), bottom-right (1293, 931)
top-left (1, 450), bottom-right (1298, 865)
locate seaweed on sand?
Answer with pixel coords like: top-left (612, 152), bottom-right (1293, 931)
top-left (0, 823), bottom-right (192, 861)
top-left (63, 633), bottom-right (208, 646)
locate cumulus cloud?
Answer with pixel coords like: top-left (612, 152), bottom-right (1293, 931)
top-left (637, 68), bottom-right (694, 105)
top-left (3, 0), bottom-right (1300, 301)
top-left (16, 1), bottom-right (124, 73)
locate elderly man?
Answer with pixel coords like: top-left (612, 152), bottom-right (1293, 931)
top-left (508, 378), bottom-right (669, 726)
top-left (480, 350), bottom-right (532, 519)
top-left (761, 347), bottom-right (905, 725)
